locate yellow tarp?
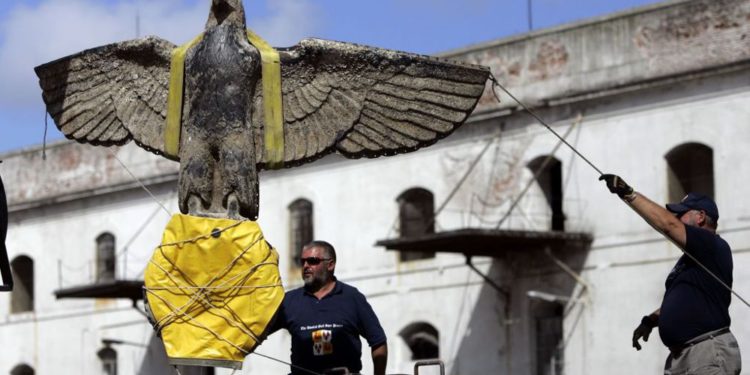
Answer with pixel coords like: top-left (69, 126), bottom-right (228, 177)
top-left (144, 214), bottom-right (284, 369)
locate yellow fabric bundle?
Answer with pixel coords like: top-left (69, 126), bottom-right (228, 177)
top-left (144, 214), bottom-right (284, 369)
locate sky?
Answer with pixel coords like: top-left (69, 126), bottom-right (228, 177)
top-left (0, 0), bottom-right (666, 154)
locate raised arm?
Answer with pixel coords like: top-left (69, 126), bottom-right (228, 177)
top-left (599, 174), bottom-right (687, 247)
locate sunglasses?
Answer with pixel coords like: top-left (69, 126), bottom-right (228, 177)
top-left (299, 257), bottom-right (332, 266)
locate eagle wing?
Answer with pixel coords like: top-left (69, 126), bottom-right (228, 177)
top-left (34, 36), bottom-right (177, 160)
top-left (253, 38), bottom-right (490, 169)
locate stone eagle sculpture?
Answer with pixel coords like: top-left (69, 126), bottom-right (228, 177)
top-left (35, 0), bottom-right (490, 220)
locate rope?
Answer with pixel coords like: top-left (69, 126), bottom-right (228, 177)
top-left (489, 74), bottom-right (603, 176)
top-left (433, 134), bottom-right (498, 221)
top-left (147, 234), bottom-right (265, 329)
top-left (109, 150), bottom-right (172, 216)
top-left (626, 198), bottom-right (750, 309)
top-left (495, 114), bottom-right (582, 229)
top-left (144, 227), bottom-right (285, 363)
top-left (488, 73), bottom-right (750, 309)
top-left (252, 350), bottom-right (325, 375)
top-left (117, 189), bottom-right (177, 259)
top-left (144, 222), bottom-right (324, 375)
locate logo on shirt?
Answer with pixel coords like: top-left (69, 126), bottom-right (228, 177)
top-left (312, 329), bottom-right (333, 356)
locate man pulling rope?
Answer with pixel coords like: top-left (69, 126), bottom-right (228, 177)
top-left (600, 174), bottom-right (741, 375)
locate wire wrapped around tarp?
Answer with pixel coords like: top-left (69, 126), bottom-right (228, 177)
top-left (144, 214), bottom-right (283, 369)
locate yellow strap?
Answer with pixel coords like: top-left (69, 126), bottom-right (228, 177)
top-left (246, 29), bottom-right (284, 169)
top-left (164, 30), bottom-right (284, 167)
top-left (165, 34), bottom-right (204, 159)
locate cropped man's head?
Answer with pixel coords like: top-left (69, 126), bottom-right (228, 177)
top-left (666, 193), bottom-right (719, 230)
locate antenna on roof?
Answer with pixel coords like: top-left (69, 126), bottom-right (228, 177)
top-left (136, 8), bottom-right (141, 38)
top-left (527, 0), bottom-right (534, 31)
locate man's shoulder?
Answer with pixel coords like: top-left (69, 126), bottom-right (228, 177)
top-left (686, 225), bottom-right (731, 250)
top-left (335, 280), bottom-right (363, 296)
top-left (285, 286), bottom-right (306, 299)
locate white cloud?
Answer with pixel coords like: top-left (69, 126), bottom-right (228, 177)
top-left (0, 0), bottom-right (320, 110)
top-left (248, 0), bottom-right (322, 47)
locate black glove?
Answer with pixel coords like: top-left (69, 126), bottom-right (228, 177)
top-left (632, 315), bottom-right (656, 351)
top-left (599, 174), bottom-right (634, 199)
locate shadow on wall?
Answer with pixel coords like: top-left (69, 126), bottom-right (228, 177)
top-left (451, 243), bottom-right (590, 375)
top-left (449, 260), bottom-right (506, 375)
top-left (137, 334), bottom-right (218, 375)
top-left (137, 335), bottom-right (172, 374)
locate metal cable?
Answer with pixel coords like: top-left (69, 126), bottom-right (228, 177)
top-left (489, 73), bottom-right (603, 176)
top-left (495, 114), bottom-right (581, 229)
top-left (489, 73), bottom-right (750, 309)
top-left (110, 150), bottom-right (172, 216)
top-left (252, 350), bottom-right (325, 375)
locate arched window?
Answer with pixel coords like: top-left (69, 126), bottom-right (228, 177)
top-left (665, 143), bottom-right (714, 202)
top-left (289, 198), bottom-right (313, 267)
top-left (397, 188), bottom-right (435, 261)
top-left (98, 346), bottom-right (117, 375)
top-left (527, 156), bottom-right (564, 231)
top-left (96, 232), bottom-right (116, 282)
top-left (10, 363), bottom-right (34, 375)
top-left (399, 322), bottom-right (439, 360)
top-left (10, 255), bottom-right (33, 313)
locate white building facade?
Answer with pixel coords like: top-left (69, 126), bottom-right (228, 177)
top-left (1, 0), bottom-right (749, 374)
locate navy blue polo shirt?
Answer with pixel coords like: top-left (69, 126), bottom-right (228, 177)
top-left (659, 224), bottom-right (733, 347)
top-left (272, 280), bottom-right (386, 375)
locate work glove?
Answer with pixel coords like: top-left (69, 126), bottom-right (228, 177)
top-left (599, 174), bottom-right (634, 200)
top-left (632, 315), bottom-right (657, 351)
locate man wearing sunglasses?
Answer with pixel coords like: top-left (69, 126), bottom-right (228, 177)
top-left (600, 174), bottom-right (740, 374)
top-left (270, 240), bottom-right (387, 375)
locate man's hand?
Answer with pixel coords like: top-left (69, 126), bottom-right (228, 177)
top-left (599, 174), bottom-right (634, 200)
top-left (632, 315), bottom-right (657, 351)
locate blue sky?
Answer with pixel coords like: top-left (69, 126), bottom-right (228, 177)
top-left (0, 0), bottom-right (664, 154)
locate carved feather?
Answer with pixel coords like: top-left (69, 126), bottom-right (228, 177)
top-left (34, 36), bottom-right (177, 160)
top-left (253, 38), bottom-right (489, 169)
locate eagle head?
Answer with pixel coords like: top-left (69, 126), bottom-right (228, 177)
top-left (206, 0), bottom-right (246, 29)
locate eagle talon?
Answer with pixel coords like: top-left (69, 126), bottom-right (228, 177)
top-left (226, 194), bottom-right (242, 220)
top-left (187, 194), bottom-right (204, 217)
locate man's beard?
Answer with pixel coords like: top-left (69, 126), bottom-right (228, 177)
top-left (303, 271), bottom-right (326, 291)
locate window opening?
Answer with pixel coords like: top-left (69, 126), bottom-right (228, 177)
top-left (399, 322), bottom-right (439, 360)
top-left (665, 143), bottom-right (714, 202)
top-left (288, 198), bottom-right (313, 267)
top-left (527, 157), bottom-right (564, 231)
top-left (397, 188), bottom-right (435, 261)
top-left (10, 255), bottom-right (33, 313)
top-left (96, 232), bottom-right (116, 282)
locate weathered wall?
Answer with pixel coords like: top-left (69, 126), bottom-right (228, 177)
top-left (447, 0), bottom-right (750, 115)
